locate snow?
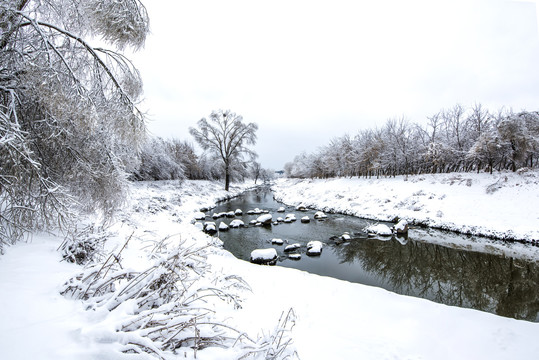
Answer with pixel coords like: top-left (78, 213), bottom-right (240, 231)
top-left (271, 238), bottom-right (284, 245)
top-left (194, 211), bottom-right (206, 220)
top-left (300, 216), bottom-right (310, 223)
top-left (272, 171), bottom-right (539, 242)
top-left (2, 177), bottom-right (539, 359)
top-left (314, 211), bottom-right (327, 219)
top-left (0, 235), bottom-right (94, 359)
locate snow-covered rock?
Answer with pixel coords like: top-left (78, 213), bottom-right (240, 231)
top-left (314, 211), bottom-right (327, 219)
top-left (277, 217), bottom-right (284, 222)
top-left (285, 214), bottom-right (297, 221)
top-left (277, 206), bottom-right (286, 212)
top-left (226, 211), bottom-right (236, 218)
top-left (365, 223), bottom-right (393, 236)
top-left (394, 219), bottom-right (409, 234)
top-left (283, 218), bottom-right (292, 223)
top-left (203, 222), bottom-right (217, 234)
top-left (212, 212), bottom-right (226, 219)
top-left (284, 243), bottom-right (301, 252)
top-left (194, 211), bottom-right (206, 220)
top-left (341, 233), bottom-right (351, 241)
top-left (250, 248), bottom-right (278, 265)
top-left (306, 240), bottom-right (323, 256)
top-left (271, 238), bottom-right (284, 245)
top-left (218, 222), bottom-right (229, 231)
top-left (249, 219), bottom-right (257, 225)
top-left (288, 253), bottom-right (301, 260)
top-left (296, 205), bottom-right (307, 211)
top-left (234, 208), bottom-right (243, 216)
top-left (256, 214), bottom-right (272, 225)
top-left (229, 219), bottom-right (245, 228)
top-left (301, 216), bottom-right (310, 223)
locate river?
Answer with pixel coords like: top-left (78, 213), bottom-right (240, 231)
top-left (200, 187), bottom-right (539, 322)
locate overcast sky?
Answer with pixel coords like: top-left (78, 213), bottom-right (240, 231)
top-left (131, 0), bottom-right (539, 170)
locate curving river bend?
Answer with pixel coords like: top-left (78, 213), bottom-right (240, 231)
top-left (201, 187), bottom-right (539, 322)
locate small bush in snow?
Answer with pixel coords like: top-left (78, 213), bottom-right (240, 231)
top-left (59, 225), bottom-right (109, 265)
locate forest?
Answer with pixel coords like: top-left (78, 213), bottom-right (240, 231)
top-left (284, 105), bottom-right (539, 179)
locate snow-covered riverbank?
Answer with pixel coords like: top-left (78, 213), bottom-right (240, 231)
top-left (272, 170), bottom-right (539, 242)
top-left (1, 178), bottom-right (539, 359)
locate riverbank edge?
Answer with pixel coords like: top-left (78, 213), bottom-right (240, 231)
top-left (271, 171), bottom-right (539, 243)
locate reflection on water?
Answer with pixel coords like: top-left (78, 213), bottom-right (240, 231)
top-left (208, 187), bottom-right (539, 322)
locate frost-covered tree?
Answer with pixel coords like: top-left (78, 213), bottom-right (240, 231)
top-left (0, 0), bottom-right (149, 249)
top-left (251, 161), bottom-right (262, 184)
top-left (497, 111), bottom-right (538, 172)
top-left (189, 110), bottom-right (258, 191)
top-left (133, 137), bottom-right (185, 181)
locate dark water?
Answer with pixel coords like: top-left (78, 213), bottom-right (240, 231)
top-left (202, 187), bottom-right (539, 322)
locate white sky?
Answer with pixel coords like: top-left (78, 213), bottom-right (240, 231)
top-left (131, 0), bottom-right (539, 170)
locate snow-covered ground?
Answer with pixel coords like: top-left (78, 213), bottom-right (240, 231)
top-left (272, 169), bottom-right (539, 242)
top-left (1, 176), bottom-right (539, 359)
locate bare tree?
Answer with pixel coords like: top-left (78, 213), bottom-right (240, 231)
top-left (0, 0), bottom-right (149, 250)
top-left (251, 161), bottom-right (262, 184)
top-left (189, 110), bottom-right (258, 191)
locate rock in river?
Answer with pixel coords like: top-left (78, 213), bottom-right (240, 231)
top-left (250, 248), bottom-right (278, 265)
top-left (394, 219), bottom-right (409, 234)
top-left (218, 222), bottom-right (229, 231)
top-left (203, 222), bottom-right (217, 234)
top-left (284, 243), bottom-right (301, 252)
top-left (256, 214), bottom-right (273, 225)
top-left (364, 223), bottom-right (393, 237)
top-left (229, 219), bottom-right (245, 228)
top-left (306, 240), bottom-right (323, 256)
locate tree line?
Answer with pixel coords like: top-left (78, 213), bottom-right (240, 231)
top-left (284, 104), bottom-right (539, 178)
top-left (132, 133), bottom-right (272, 186)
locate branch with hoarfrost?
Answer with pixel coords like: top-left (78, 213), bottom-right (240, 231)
top-left (240, 308), bottom-right (299, 360)
top-left (0, 0), bottom-right (149, 247)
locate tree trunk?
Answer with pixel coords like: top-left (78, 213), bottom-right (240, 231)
top-left (225, 166), bottom-right (230, 191)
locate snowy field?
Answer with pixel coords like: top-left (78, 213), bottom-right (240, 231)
top-left (273, 169), bottom-right (539, 243)
top-left (1, 176), bottom-right (539, 359)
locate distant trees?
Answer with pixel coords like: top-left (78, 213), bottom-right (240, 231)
top-left (189, 110), bottom-right (258, 191)
top-left (0, 0), bottom-right (149, 249)
top-left (284, 105), bottom-right (539, 179)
